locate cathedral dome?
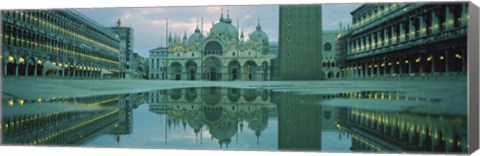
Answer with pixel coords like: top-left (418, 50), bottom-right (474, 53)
top-left (188, 26), bottom-right (205, 43)
top-left (210, 13), bottom-right (238, 40)
top-left (248, 21), bottom-right (269, 45)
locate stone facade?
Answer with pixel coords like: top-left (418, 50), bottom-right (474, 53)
top-left (1, 10), bottom-right (121, 78)
top-left (109, 22), bottom-right (134, 79)
top-left (337, 3), bottom-right (468, 79)
top-left (322, 31), bottom-right (341, 79)
top-left (148, 12), bottom-right (272, 81)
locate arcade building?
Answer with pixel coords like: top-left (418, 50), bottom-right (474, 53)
top-left (1, 10), bottom-right (121, 78)
top-left (337, 3), bottom-right (468, 79)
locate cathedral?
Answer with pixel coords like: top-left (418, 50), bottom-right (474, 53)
top-left (148, 11), bottom-right (272, 81)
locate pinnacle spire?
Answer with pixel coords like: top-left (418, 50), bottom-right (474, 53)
top-left (220, 8), bottom-right (225, 22)
top-left (256, 18), bottom-right (262, 30)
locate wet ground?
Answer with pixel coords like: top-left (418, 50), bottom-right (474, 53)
top-left (1, 78), bottom-right (468, 153)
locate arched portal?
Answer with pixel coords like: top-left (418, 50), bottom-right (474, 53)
top-left (243, 60), bottom-right (257, 81)
top-left (170, 62), bottom-right (182, 80)
top-left (186, 61), bottom-right (197, 80)
top-left (6, 55), bottom-right (16, 76)
top-left (17, 57), bottom-right (26, 76)
top-left (228, 60), bottom-right (240, 80)
top-left (203, 57), bottom-right (222, 81)
top-left (327, 71), bottom-right (334, 79)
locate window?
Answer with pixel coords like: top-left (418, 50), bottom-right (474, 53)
top-left (324, 43), bottom-right (332, 51)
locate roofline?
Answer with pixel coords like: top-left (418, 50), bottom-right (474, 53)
top-left (350, 4), bottom-right (369, 15)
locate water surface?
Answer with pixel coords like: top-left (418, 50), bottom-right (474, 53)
top-left (1, 87), bottom-right (468, 153)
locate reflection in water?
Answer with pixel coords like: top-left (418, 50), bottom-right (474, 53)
top-left (2, 87), bottom-right (467, 153)
top-left (1, 93), bottom-right (146, 145)
top-left (148, 87), bottom-right (272, 149)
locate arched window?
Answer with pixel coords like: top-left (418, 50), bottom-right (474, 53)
top-left (324, 43), bottom-right (332, 52)
top-left (204, 41), bottom-right (222, 55)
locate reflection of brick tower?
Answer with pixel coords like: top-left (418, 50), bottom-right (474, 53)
top-left (273, 92), bottom-right (323, 151)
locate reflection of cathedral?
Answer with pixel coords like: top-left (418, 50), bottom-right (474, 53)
top-left (148, 87), bottom-right (272, 148)
top-left (148, 11), bottom-right (271, 81)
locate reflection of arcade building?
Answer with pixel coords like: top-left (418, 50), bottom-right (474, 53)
top-left (334, 100), bottom-right (467, 152)
top-left (2, 94), bottom-right (130, 145)
top-left (148, 87), bottom-right (271, 148)
top-left (148, 11), bottom-right (271, 81)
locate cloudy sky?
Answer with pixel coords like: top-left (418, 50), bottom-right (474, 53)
top-left (76, 3), bottom-right (362, 57)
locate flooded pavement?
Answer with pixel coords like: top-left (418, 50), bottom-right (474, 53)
top-left (1, 87), bottom-right (468, 153)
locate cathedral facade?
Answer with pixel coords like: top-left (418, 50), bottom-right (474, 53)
top-left (148, 12), bottom-right (271, 81)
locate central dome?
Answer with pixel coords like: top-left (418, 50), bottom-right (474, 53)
top-left (210, 13), bottom-right (238, 40)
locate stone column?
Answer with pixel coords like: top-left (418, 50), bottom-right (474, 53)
top-left (371, 33), bottom-right (376, 49)
top-left (399, 23), bottom-right (405, 42)
top-left (461, 49), bottom-right (466, 73)
top-left (377, 31), bottom-right (383, 48)
top-left (384, 28), bottom-right (389, 46)
top-left (376, 62), bottom-right (381, 76)
top-left (355, 65), bottom-right (359, 78)
top-left (360, 37), bottom-right (364, 52)
top-left (419, 16), bottom-right (426, 37)
top-left (431, 54), bottom-right (436, 73)
top-left (445, 50), bottom-right (449, 73)
top-left (419, 55), bottom-right (424, 74)
top-left (34, 62), bottom-right (38, 76)
top-left (399, 57), bottom-right (403, 75)
top-left (461, 3), bottom-right (468, 27)
top-left (3, 61), bottom-right (7, 76)
top-left (409, 18), bottom-right (415, 40)
top-left (431, 10), bottom-right (438, 34)
top-left (383, 58), bottom-right (387, 76)
top-left (360, 63), bottom-right (364, 78)
top-left (445, 6), bottom-right (452, 30)
top-left (370, 63), bottom-right (374, 77)
top-left (365, 36), bottom-right (370, 51)
top-left (25, 62), bottom-right (29, 77)
top-left (347, 40), bottom-right (352, 54)
top-left (390, 60), bottom-right (395, 75)
top-left (391, 26), bottom-right (397, 44)
top-left (15, 63), bottom-right (19, 76)
top-left (408, 56), bottom-right (412, 75)
top-left (73, 65), bottom-right (76, 78)
top-left (62, 67), bottom-right (65, 77)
